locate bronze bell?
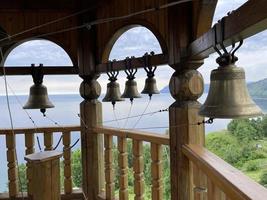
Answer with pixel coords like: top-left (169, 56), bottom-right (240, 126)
top-left (199, 53), bottom-right (263, 119)
top-left (103, 81), bottom-right (124, 105)
top-left (141, 77), bottom-right (159, 98)
top-left (121, 79), bottom-right (141, 102)
top-left (23, 64), bottom-right (54, 114)
top-left (121, 58), bottom-right (141, 102)
top-left (23, 84), bottom-right (54, 111)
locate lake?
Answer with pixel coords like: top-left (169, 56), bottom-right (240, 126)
top-left (0, 93), bottom-right (267, 192)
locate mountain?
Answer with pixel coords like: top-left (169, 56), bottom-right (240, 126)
top-left (247, 78), bottom-right (267, 98)
top-left (160, 78), bottom-right (267, 98)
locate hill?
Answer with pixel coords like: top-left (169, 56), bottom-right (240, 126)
top-left (160, 78), bottom-right (267, 98)
top-left (247, 78), bottom-right (267, 98)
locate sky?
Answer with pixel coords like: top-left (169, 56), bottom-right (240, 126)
top-left (1, 0), bottom-right (266, 95)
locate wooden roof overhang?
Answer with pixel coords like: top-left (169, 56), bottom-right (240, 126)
top-left (0, 0), bottom-right (266, 76)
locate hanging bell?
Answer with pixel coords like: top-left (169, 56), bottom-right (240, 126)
top-left (141, 52), bottom-right (159, 98)
top-left (121, 79), bottom-right (141, 102)
top-left (199, 53), bottom-right (263, 119)
top-left (23, 64), bottom-right (54, 114)
top-left (121, 57), bottom-right (141, 102)
top-left (103, 81), bottom-right (124, 105)
top-left (103, 61), bottom-right (124, 107)
top-left (141, 77), bottom-right (159, 97)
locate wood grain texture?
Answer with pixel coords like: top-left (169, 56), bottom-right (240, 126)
top-left (118, 137), bottom-right (129, 200)
top-left (104, 135), bottom-right (115, 200)
top-left (151, 143), bottom-right (163, 200)
top-left (183, 144), bottom-right (267, 200)
top-left (24, 131), bottom-right (35, 197)
top-left (6, 133), bottom-right (19, 198)
top-left (44, 131), bottom-right (53, 151)
top-left (63, 131), bottom-right (73, 194)
top-left (133, 140), bottom-right (145, 200)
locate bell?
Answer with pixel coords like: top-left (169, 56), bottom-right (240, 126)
top-left (121, 79), bottom-right (141, 102)
top-left (103, 81), bottom-right (124, 105)
top-left (199, 63), bottom-right (263, 119)
top-left (23, 83), bottom-right (54, 113)
top-left (141, 77), bottom-right (160, 98)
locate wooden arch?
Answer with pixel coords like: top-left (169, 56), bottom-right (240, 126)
top-left (101, 21), bottom-right (168, 63)
top-left (1, 37), bottom-right (75, 67)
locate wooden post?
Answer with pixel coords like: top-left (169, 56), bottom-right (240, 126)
top-left (63, 131), bottom-right (73, 194)
top-left (79, 74), bottom-right (104, 199)
top-left (133, 140), bottom-right (145, 200)
top-left (151, 143), bottom-right (163, 200)
top-left (44, 131), bottom-right (53, 151)
top-left (25, 131), bottom-right (35, 197)
top-left (25, 151), bottom-right (62, 200)
top-left (169, 70), bottom-right (205, 200)
top-left (6, 132), bottom-right (19, 198)
top-left (118, 137), bottom-right (128, 200)
top-left (104, 135), bottom-right (115, 200)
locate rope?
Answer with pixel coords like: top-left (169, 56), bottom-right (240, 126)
top-left (132, 99), bottom-right (151, 129)
top-left (123, 103), bottom-right (133, 129)
top-left (0, 48), bottom-right (24, 199)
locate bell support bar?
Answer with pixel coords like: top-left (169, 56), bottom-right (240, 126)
top-left (187, 0), bottom-right (267, 61)
top-left (0, 53), bottom-right (168, 76)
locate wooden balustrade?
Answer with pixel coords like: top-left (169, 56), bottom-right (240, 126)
top-left (183, 144), bottom-right (267, 200)
top-left (1, 125), bottom-right (267, 200)
top-left (0, 126), bottom-right (81, 200)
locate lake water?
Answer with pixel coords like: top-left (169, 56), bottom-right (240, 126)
top-left (0, 93), bottom-right (267, 192)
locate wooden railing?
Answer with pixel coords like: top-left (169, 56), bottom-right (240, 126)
top-left (93, 126), bottom-right (169, 200)
top-left (0, 126), bottom-right (83, 200)
top-left (183, 144), bottom-right (267, 200)
top-left (1, 125), bottom-right (267, 200)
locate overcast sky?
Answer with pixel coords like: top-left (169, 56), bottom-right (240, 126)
top-left (1, 0), bottom-right (266, 95)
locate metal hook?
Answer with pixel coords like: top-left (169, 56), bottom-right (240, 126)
top-left (231, 40), bottom-right (243, 59)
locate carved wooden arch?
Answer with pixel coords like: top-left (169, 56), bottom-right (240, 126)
top-left (1, 36), bottom-right (75, 66)
top-left (101, 20), bottom-right (168, 63)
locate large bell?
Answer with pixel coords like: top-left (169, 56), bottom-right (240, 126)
top-left (23, 84), bottom-right (54, 113)
top-left (121, 79), bottom-right (141, 102)
top-left (103, 81), bottom-right (124, 105)
top-left (199, 63), bottom-right (263, 119)
top-left (141, 77), bottom-right (160, 97)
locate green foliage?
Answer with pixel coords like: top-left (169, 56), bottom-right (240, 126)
top-left (260, 170), bottom-right (267, 187)
top-left (72, 149), bottom-right (82, 188)
top-left (244, 160), bottom-right (260, 171)
top-left (18, 164), bottom-right (27, 192)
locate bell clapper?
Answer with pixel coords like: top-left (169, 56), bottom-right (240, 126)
top-left (197, 118), bottom-right (214, 125)
top-left (40, 108), bottom-right (46, 116)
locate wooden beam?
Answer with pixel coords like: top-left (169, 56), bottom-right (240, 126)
top-left (188, 0), bottom-right (267, 60)
top-left (0, 54), bottom-right (168, 76)
top-left (96, 53), bottom-right (168, 73)
top-left (0, 66), bottom-right (78, 76)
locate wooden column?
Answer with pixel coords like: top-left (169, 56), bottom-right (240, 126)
top-left (25, 151), bottom-right (62, 200)
top-left (133, 140), bottom-right (145, 200)
top-left (6, 132), bottom-right (19, 198)
top-left (63, 131), bottom-right (73, 194)
top-left (169, 70), bottom-right (205, 200)
top-left (118, 137), bottom-right (128, 200)
top-left (151, 143), bottom-right (163, 200)
top-left (104, 135), bottom-right (115, 200)
top-left (79, 75), bottom-right (104, 199)
top-left (44, 131), bottom-right (53, 151)
top-left (25, 131), bottom-right (35, 197)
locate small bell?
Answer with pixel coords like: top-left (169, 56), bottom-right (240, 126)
top-left (23, 64), bottom-right (54, 115)
top-left (121, 57), bottom-right (141, 103)
top-left (103, 61), bottom-right (124, 108)
top-left (121, 79), bottom-right (141, 102)
top-left (199, 47), bottom-right (263, 119)
top-left (141, 52), bottom-right (159, 99)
